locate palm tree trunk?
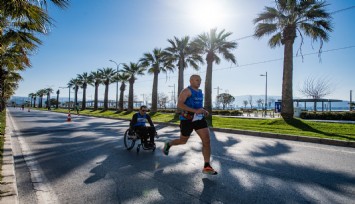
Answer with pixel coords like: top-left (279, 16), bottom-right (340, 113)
top-left (151, 71), bottom-right (159, 112)
top-left (119, 83), bottom-right (125, 111)
top-left (94, 84), bottom-right (99, 110)
top-left (56, 93), bottom-right (59, 109)
top-left (281, 35), bottom-right (295, 119)
top-left (128, 80), bottom-right (134, 112)
top-left (178, 60), bottom-right (184, 98)
top-left (74, 86), bottom-right (78, 106)
top-left (104, 83), bottom-right (109, 110)
top-left (204, 53), bottom-right (214, 126)
top-left (47, 93), bottom-right (51, 109)
top-left (82, 85), bottom-right (87, 110)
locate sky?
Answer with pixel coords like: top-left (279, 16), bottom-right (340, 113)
top-left (14, 0), bottom-right (355, 106)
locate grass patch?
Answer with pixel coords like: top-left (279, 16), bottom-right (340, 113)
top-left (49, 108), bottom-right (355, 142)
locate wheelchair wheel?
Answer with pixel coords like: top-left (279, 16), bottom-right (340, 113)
top-left (124, 129), bottom-right (136, 150)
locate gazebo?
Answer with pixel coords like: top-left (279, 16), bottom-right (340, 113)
top-left (293, 98), bottom-right (343, 111)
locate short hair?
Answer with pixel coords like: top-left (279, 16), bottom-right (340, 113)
top-left (190, 74), bottom-right (201, 80)
top-left (140, 105), bottom-right (147, 110)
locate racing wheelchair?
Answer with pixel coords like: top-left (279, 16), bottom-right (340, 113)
top-left (123, 128), bottom-right (158, 153)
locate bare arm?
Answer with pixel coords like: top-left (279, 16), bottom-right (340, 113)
top-left (177, 88), bottom-right (208, 115)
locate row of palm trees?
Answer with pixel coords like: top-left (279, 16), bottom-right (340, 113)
top-left (3, 0), bottom-right (333, 122)
top-left (0, 0), bottom-right (68, 111)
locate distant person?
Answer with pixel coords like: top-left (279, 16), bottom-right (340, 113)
top-left (163, 74), bottom-right (217, 175)
top-left (129, 105), bottom-right (156, 147)
top-left (21, 104), bottom-right (24, 110)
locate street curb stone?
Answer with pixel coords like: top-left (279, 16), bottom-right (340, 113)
top-left (0, 114), bottom-right (18, 204)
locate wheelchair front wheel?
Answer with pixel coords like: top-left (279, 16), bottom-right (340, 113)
top-left (124, 129), bottom-right (136, 150)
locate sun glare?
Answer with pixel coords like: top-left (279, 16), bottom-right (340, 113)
top-left (188, 0), bottom-right (227, 30)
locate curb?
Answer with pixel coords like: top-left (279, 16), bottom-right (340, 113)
top-left (0, 113), bottom-right (18, 204)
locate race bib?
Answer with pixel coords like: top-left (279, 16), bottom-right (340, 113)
top-left (192, 113), bottom-right (204, 122)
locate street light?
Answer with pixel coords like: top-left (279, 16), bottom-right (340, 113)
top-left (260, 72), bottom-right (268, 117)
top-left (169, 84), bottom-right (176, 107)
top-left (59, 86), bottom-right (71, 112)
top-left (109, 60), bottom-right (123, 111)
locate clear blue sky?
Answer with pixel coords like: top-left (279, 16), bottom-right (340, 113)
top-left (14, 0), bottom-right (355, 104)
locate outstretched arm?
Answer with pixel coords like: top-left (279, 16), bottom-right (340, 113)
top-left (146, 115), bottom-right (154, 127)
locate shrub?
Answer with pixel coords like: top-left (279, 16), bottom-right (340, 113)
top-left (300, 111), bottom-right (355, 121)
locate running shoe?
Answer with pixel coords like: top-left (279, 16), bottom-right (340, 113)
top-left (162, 141), bottom-right (170, 155)
top-left (202, 166), bottom-right (218, 175)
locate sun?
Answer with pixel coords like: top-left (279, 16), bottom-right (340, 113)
top-left (189, 1), bottom-right (226, 30)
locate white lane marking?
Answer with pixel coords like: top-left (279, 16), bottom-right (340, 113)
top-left (8, 112), bottom-right (59, 204)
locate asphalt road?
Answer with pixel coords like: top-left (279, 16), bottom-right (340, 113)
top-left (7, 108), bottom-right (355, 204)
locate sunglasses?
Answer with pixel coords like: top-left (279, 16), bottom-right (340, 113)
top-left (141, 109), bottom-right (147, 112)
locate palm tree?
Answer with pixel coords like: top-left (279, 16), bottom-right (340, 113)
top-left (0, 0), bottom-right (68, 105)
top-left (77, 72), bottom-right (92, 110)
top-left (0, 70), bottom-right (22, 110)
top-left (28, 93), bottom-right (36, 108)
top-left (45, 87), bottom-right (53, 109)
top-left (121, 62), bottom-right (145, 112)
top-left (89, 70), bottom-right (102, 110)
top-left (253, 0), bottom-right (332, 119)
top-left (68, 78), bottom-right (81, 108)
top-left (165, 36), bottom-right (203, 99)
top-left (140, 48), bottom-right (173, 112)
top-left (56, 89), bottom-right (60, 109)
top-left (36, 89), bottom-right (46, 108)
top-left (99, 67), bottom-right (117, 110)
top-left (191, 28), bottom-right (237, 124)
top-left (115, 72), bottom-right (130, 111)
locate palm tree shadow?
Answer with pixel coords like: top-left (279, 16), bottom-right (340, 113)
top-left (168, 113), bottom-right (180, 123)
top-left (122, 111), bottom-right (133, 115)
top-left (283, 118), bottom-right (352, 140)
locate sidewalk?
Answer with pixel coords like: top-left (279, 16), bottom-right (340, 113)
top-left (0, 113), bottom-right (18, 203)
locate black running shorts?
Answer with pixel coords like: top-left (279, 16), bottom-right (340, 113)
top-left (180, 119), bottom-right (208, 136)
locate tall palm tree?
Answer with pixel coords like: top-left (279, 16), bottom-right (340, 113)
top-left (68, 78), bottom-right (81, 108)
top-left (0, 0), bottom-right (68, 105)
top-left (36, 89), bottom-right (46, 108)
top-left (191, 28), bottom-right (237, 124)
top-left (45, 87), bottom-right (53, 109)
top-left (115, 72), bottom-right (130, 111)
top-left (121, 62), bottom-right (145, 112)
top-left (253, 0), bottom-right (332, 119)
top-left (140, 48), bottom-right (173, 112)
top-left (89, 70), bottom-right (102, 110)
top-left (77, 72), bottom-right (92, 110)
top-left (99, 67), bottom-right (117, 110)
top-left (165, 36), bottom-right (203, 99)
top-left (28, 93), bottom-right (36, 108)
top-left (56, 89), bottom-right (60, 109)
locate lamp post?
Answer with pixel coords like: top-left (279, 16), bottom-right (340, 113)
top-left (169, 84), bottom-right (176, 107)
top-left (59, 86), bottom-right (71, 112)
top-left (260, 72), bottom-right (268, 117)
top-left (109, 60), bottom-right (123, 111)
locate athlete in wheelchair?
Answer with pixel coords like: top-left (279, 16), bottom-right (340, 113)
top-left (124, 105), bottom-right (157, 153)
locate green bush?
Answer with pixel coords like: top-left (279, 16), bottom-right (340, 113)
top-left (230, 110), bottom-right (243, 116)
top-left (217, 110), bottom-right (231, 115)
top-left (300, 111), bottom-right (355, 121)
